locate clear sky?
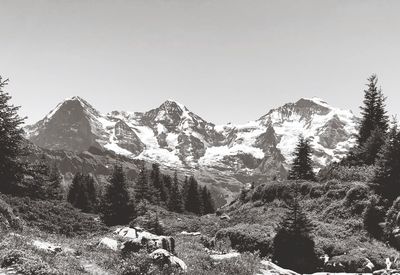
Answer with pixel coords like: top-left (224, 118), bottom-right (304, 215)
top-left (1, 0), bottom-right (400, 125)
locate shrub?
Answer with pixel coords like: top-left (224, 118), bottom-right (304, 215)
top-left (215, 224), bottom-right (273, 257)
top-left (344, 185), bottom-right (370, 205)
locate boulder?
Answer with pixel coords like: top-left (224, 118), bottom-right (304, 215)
top-left (149, 248), bottom-right (187, 272)
top-left (98, 237), bottom-right (120, 251)
top-left (258, 260), bottom-right (299, 275)
top-left (32, 240), bottom-right (62, 253)
top-left (115, 227), bottom-right (175, 253)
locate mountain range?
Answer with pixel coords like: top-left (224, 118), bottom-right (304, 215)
top-left (25, 96), bottom-right (359, 205)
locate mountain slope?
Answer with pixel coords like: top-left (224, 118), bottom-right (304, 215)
top-left (25, 96), bottom-right (359, 204)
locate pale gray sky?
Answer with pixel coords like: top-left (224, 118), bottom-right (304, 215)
top-left (1, 0), bottom-right (400, 125)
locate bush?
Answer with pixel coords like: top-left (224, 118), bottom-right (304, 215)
top-left (215, 224), bottom-right (273, 257)
top-left (344, 185), bottom-right (370, 205)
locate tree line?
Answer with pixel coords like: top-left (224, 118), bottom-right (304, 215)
top-left (67, 163), bottom-right (215, 225)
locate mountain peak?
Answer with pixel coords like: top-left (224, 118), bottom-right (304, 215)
top-left (298, 97), bottom-right (331, 108)
top-left (159, 99), bottom-right (188, 112)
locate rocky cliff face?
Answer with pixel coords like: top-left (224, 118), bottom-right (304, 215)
top-left (25, 96), bottom-right (359, 205)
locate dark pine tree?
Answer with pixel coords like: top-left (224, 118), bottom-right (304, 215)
top-left (134, 164), bottom-right (151, 203)
top-left (150, 163), bottom-right (167, 204)
top-left (184, 176), bottom-right (202, 214)
top-left (358, 75), bottom-right (380, 146)
top-left (273, 196), bottom-right (317, 273)
top-left (46, 163), bottom-right (64, 200)
top-left (99, 165), bottom-right (136, 226)
top-left (0, 76), bottom-right (25, 194)
top-left (288, 136), bottom-right (316, 181)
top-left (167, 171), bottom-right (184, 213)
top-left (68, 173), bottom-right (98, 213)
top-left (353, 75), bottom-right (389, 164)
top-left (163, 174), bottom-right (172, 192)
top-left (374, 122), bottom-right (400, 201)
top-left (22, 155), bottom-right (50, 199)
top-left (201, 186), bottom-right (215, 214)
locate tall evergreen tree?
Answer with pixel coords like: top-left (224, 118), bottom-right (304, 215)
top-left (273, 196), bottom-right (317, 273)
top-left (201, 186), bottom-right (215, 214)
top-left (167, 171), bottom-right (184, 213)
top-left (360, 128), bottom-right (387, 165)
top-left (99, 165), bottom-right (136, 226)
top-left (46, 163), bottom-right (64, 200)
top-left (184, 176), bottom-right (202, 214)
top-left (354, 75), bottom-right (389, 164)
top-left (134, 164), bottom-right (151, 203)
top-left (374, 122), bottom-right (400, 201)
top-left (288, 136), bottom-right (316, 181)
top-left (68, 173), bottom-right (98, 212)
top-left (358, 75), bottom-right (380, 146)
top-left (0, 76), bottom-right (25, 194)
top-left (150, 163), bottom-right (167, 204)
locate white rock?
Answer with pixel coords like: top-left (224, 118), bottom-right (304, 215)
top-left (258, 260), bottom-right (299, 275)
top-left (180, 231), bottom-right (201, 236)
top-left (210, 252), bottom-right (240, 261)
top-left (32, 240), bottom-right (62, 253)
top-left (98, 237), bottom-right (120, 251)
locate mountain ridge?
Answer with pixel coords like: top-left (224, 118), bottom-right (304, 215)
top-left (24, 96), bottom-right (359, 204)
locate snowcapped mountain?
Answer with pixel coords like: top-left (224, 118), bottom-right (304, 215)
top-left (25, 96), bottom-right (358, 181)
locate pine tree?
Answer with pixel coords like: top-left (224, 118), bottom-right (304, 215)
top-left (22, 155), bottom-right (50, 198)
top-left (184, 176), bottom-right (202, 214)
top-left (68, 173), bottom-right (98, 212)
top-left (358, 75), bottom-right (380, 146)
top-left (99, 165), bottom-right (136, 226)
top-left (201, 186), bottom-right (215, 214)
top-left (374, 122), bottom-right (400, 201)
top-left (0, 77), bottom-right (25, 194)
top-left (46, 163), bottom-right (64, 200)
top-left (150, 163), bottom-right (167, 204)
top-left (167, 171), bottom-right (184, 213)
top-left (68, 173), bottom-right (83, 208)
top-left (288, 136), bottom-right (316, 181)
top-left (273, 196), bottom-right (317, 273)
top-left (360, 128), bottom-right (386, 165)
top-left (354, 75), bottom-right (389, 164)
top-left (134, 164), bottom-right (151, 203)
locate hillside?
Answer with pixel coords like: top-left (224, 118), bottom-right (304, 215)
top-left (1, 178), bottom-right (399, 274)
